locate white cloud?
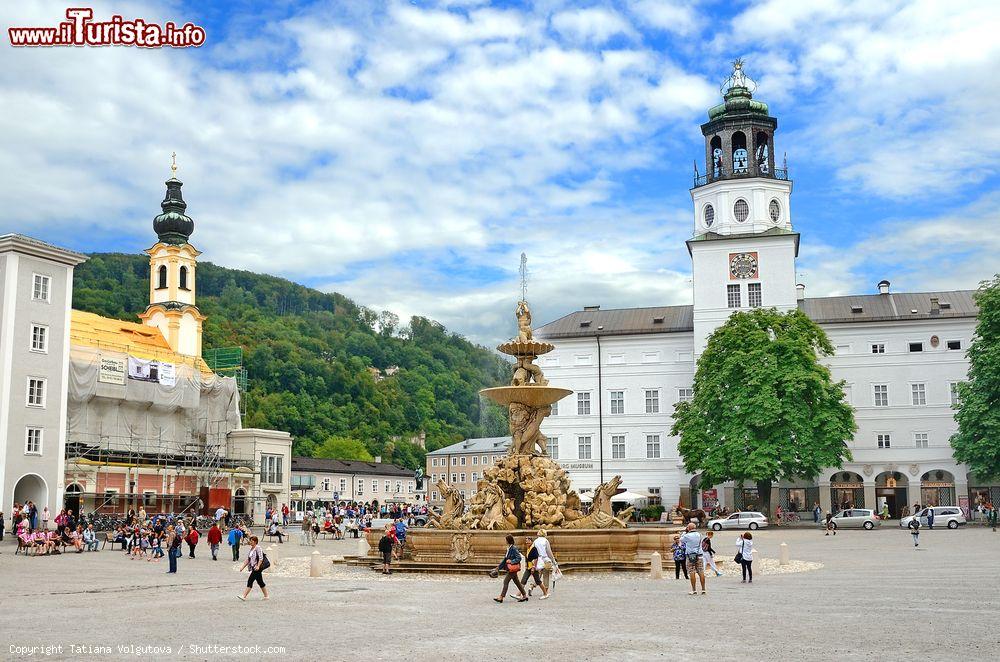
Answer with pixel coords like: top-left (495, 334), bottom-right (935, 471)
top-left (628, 0), bottom-right (702, 36)
top-left (550, 7), bottom-right (636, 45)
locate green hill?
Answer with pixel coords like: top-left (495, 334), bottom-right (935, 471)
top-left (72, 253), bottom-right (511, 470)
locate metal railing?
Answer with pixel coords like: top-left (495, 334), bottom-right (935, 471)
top-left (693, 166), bottom-right (789, 188)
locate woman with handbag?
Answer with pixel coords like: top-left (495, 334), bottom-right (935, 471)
top-left (238, 535), bottom-right (270, 601)
top-left (735, 532), bottom-right (754, 583)
top-left (493, 534), bottom-right (529, 603)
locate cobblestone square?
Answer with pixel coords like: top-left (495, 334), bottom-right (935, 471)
top-left (3, 526), bottom-right (998, 661)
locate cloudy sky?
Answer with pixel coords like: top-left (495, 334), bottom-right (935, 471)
top-left (3, 0), bottom-right (999, 345)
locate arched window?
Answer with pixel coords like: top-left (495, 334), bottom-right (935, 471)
top-left (179, 266), bottom-right (188, 290)
top-left (755, 131), bottom-right (770, 174)
top-left (157, 265), bottom-right (167, 289)
top-left (732, 131), bottom-right (748, 173)
top-left (710, 136), bottom-right (723, 178)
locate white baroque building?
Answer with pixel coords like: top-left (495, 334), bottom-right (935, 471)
top-left (536, 64), bottom-right (991, 518)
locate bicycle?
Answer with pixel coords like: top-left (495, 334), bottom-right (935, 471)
top-left (781, 511), bottom-right (800, 524)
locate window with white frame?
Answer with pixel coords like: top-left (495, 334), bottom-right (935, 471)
top-left (451, 457), bottom-right (457, 465)
top-left (871, 343), bottom-right (885, 354)
top-left (550, 401), bottom-right (558, 416)
top-left (26, 377), bottom-right (46, 407)
top-left (372, 480), bottom-right (379, 492)
top-left (357, 480), bottom-right (364, 495)
top-left (395, 481), bottom-right (402, 493)
top-left (877, 433), bottom-right (891, 449)
top-left (677, 388), bottom-right (694, 403)
top-left (950, 382), bottom-right (960, 406)
top-left (911, 383), bottom-right (926, 406)
top-left (610, 390), bottom-right (624, 414)
top-left (385, 480), bottom-right (391, 492)
top-left (611, 435), bottom-right (626, 459)
top-left (460, 456), bottom-right (466, 466)
top-left (873, 384), bottom-right (888, 407)
top-left (339, 478), bottom-right (347, 492)
top-left (408, 483), bottom-right (414, 493)
top-left (321, 478), bottom-right (330, 491)
top-left (482, 456), bottom-right (488, 465)
top-left (460, 473), bottom-right (466, 482)
top-left (30, 324), bottom-right (48, 353)
top-left (261, 454), bottom-right (283, 484)
top-left (471, 472), bottom-right (478, 482)
top-left (432, 458), bottom-right (438, 467)
top-left (646, 434), bottom-right (661, 459)
top-left (578, 436), bottom-right (592, 460)
top-left (432, 491), bottom-right (439, 500)
top-left (578, 392), bottom-right (591, 415)
top-left (644, 389), bottom-right (659, 414)
top-left (32, 274), bottom-right (51, 302)
top-left (25, 427), bottom-right (42, 455)
top-left (727, 284), bottom-right (741, 308)
top-left (472, 455), bottom-right (478, 465)
top-left (946, 340), bottom-right (962, 351)
top-left (914, 432), bottom-right (929, 449)
top-left (547, 436), bottom-right (559, 459)
top-left (908, 342), bottom-right (923, 352)
top-left (451, 473), bottom-right (457, 482)
top-left (748, 282), bottom-right (762, 308)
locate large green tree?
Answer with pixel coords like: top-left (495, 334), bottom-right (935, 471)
top-left (671, 308), bottom-right (856, 515)
top-left (313, 437), bottom-right (374, 462)
top-left (951, 275), bottom-right (1000, 479)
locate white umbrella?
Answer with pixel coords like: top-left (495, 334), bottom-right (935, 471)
top-left (610, 490), bottom-right (651, 504)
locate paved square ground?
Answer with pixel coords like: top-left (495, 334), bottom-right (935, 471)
top-left (2, 525), bottom-right (998, 661)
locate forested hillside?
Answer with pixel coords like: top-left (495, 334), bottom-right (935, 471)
top-left (73, 254), bottom-right (511, 469)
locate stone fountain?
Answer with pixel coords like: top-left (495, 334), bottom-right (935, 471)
top-left (357, 300), bottom-right (677, 573)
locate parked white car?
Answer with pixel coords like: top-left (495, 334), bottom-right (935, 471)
top-left (708, 511), bottom-right (769, 531)
top-left (820, 508), bottom-right (881, 530)
top-left (899, 507), bottom-right (966, 529)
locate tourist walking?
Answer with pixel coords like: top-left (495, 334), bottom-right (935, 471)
top-left (702, 530), bottom-right (722, 577)
top-left (282, 503), bottom-right (289, 527)
top-left (531, 530), bottom-right (556, 599)
top-left (813, 502), bottom-right (821, 524)
top-left (238, 536), bottom-right (270, 601)
top-left (228, 524), bottom-right (244, 561)
top-left (207, 523), bottom-right (222, 560)
top-left (824, 511), bottom-right (836, 536)
top-left (492, 534), bottom-right (529, 603)
top-left (671, 535), bottom-right (688, 579)
top-left (735, 532), bottom-right (754, 583)
top-left (378, 525), bottom-right (394, 575)
top-left (680, 523), bottom-right (706, 595)
top-left (926, 508), bottom-right (935, 529)
top-left (186, 526), bottom-right (199, 558)
top-left (166, 526), bottom-right (181, 574)
top-left (908, 516), bottom-right (920, 547)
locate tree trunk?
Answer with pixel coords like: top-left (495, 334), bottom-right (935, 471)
top-left (756, 479), bottom-right (774, 517)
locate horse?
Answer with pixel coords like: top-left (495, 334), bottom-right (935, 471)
top-left (676, 505), bottom-right (709, 528)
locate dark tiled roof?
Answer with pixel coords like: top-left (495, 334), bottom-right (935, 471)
top-left (535, 305), bottom-right (694, 340)
top-left (535, 291), bottom-right (977, 340)
top-left (290, 456), bottom-right (413, 477)
top-left (799, 290), bottom-right (978, 324)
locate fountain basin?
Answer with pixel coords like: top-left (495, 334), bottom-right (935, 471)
top-left (496, 339), bottom-right (555, 357)
top-left (480, 385), bottom-right (573, 407)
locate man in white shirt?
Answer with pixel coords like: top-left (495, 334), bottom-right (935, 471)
top-left (679, 523), bottom-right (706, 595)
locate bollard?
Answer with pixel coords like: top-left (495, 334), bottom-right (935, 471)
top-left (779, 542), bottom-right (789, 565)
top-left (265, 545), bottom-right (278, 568)
top-left (310, 550), bottom-right (322, 577)
top-left (357, 536), bottom-right (368, 558)
top-left (650, 551), bottom-right (663, 579)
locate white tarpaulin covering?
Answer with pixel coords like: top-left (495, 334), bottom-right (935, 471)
top-left (67, 346), bottom-right (241, 452)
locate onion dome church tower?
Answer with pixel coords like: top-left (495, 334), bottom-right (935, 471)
top-left (687, 60), bottom-right (799, 354)
top-left (138, 155), bottom-right (205, 357)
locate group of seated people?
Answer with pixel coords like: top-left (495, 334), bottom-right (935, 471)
top-left (17, 520), bottom-right (99, 555)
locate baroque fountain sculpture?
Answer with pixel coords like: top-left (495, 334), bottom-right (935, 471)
top-left (428, 299), bottom-right (634, 531)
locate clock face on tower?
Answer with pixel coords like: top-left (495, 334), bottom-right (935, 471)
top-left (729, 252), bottom-right (759, 280)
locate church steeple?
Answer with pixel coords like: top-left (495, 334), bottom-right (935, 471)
top-left (138, 155), bottom-right (205, 358)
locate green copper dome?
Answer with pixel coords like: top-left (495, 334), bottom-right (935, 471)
top-left (152, 177), bottom-right (194, 245)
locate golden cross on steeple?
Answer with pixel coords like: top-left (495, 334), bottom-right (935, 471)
top-left (170, 151), bottom-right (178, 178)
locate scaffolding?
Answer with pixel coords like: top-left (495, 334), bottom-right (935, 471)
top-left (203, 346), bottom-right (248, 416)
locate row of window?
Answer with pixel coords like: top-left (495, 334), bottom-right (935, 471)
top-left (155, 264), bottom-right (190, 290)
top-left (867, 382), bottom-right (960, 407)
top-left (430, 472), bottom-right (483, 484)
top-left (539, 350), bottom-right (694, 367)
top-left (545, 434), bottom-right (664, 460)
top-left (875, 431), bottom-right (932, 449)
top-left (429, 454), bottom-right (503, 467)
top-left (260, 454), bottom-right (284, 484)
top-left (317, 478), bottom-right (414, 493)
top-left (555, 388), bottom-right (694, 417)
top-left (727, 282), bottom-right (762, 309)
top-left (841, 340), bottom-right (962, 355)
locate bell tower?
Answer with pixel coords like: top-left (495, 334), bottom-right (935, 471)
top-left (138, 155), bottom-right (205, 357)
top-left (688, 61), bottom-right (799, 354)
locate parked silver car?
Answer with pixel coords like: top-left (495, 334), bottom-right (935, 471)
top-left (708, 511), bottom-right (769, 531)
top-left (899, 506), bottom-right (967, 529)
top-left (821, 508), bottom-right (881, 530)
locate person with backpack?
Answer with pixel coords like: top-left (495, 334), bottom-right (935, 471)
top-left (378, 525), bottom-right (395, 575)
top-left (238, 536), bottom-right (269, 601)
top-left (908, 515), bottom-right (921, 547)
top-left (228, 524), bottom-right (244, 561)
top-left (680, 523), bottom-right (706, 595)
top-left (492, 534), bottom-right (529, 603)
